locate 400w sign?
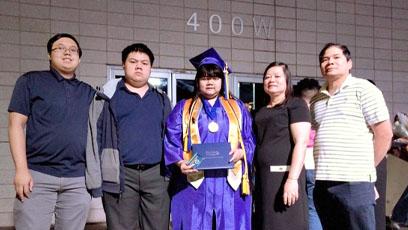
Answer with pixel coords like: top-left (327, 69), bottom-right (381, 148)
top-left (187, 12), bottom-right (275, 39)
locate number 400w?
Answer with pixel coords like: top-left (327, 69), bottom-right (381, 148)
top-left (187, 12), bottom-right (244, 35)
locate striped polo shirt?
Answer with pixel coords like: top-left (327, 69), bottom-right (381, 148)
top-left (310, 75), bottom-right (389, 182)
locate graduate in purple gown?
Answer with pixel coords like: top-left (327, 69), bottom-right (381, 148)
top-left (164, 48), bottom-right (255, 230)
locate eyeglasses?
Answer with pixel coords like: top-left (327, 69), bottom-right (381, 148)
top-left (51, 46), bottom-right (79, 54)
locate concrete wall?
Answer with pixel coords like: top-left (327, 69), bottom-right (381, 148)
top-left (1, 0), bottom-right (408, 226)
top-left (386, 155), bottom-right (408, 217)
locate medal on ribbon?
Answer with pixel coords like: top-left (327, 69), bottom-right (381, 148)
top-left (202, 97), bottom-right (220, 133)
top-left (208, 121), bottom-right (219, 133)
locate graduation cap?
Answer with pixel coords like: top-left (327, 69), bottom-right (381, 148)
top-left (189, 48), bottom-right (232, 98)
top-left (190, 48), bottom-right (232, 72)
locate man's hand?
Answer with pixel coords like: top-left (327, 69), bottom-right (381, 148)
top-left (9, 112), bottom-right (32, 201)
top-left (14, 169), bottom-right (33, 201)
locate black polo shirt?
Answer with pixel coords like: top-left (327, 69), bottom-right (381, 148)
top-left (8, 68), bottom-right (95, 177)
top-left (109, 79), bottom-right (168, 165)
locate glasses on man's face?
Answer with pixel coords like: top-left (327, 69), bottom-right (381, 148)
top-left (51, 46), bottom-right (79, 54)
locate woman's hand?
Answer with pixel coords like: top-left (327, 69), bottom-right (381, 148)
top-left (176, 160), bottom-right (199, 175)
top-left (229, 148), bottom-right (244, 163)
top-left (283, 178), bottom-right (299, 206)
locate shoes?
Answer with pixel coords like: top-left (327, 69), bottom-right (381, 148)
top-left (390, 221), bottom-right (401, 230)
top-left (386, 216), bottom-right (408, 230)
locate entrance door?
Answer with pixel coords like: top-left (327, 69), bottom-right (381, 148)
top-left (107, 66), bottom-right (265, 112)
top-left (171, 72), bottom-right (196, 105)
top-left (107, 66), bottom-right (171, 95)
top-left (232, 74), bottom-right (264, 115)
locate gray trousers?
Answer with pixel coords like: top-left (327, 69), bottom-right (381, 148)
top-left (14, 170), bottom-right (91, 230)
top-left (102, 164), bottom-right (170, 230)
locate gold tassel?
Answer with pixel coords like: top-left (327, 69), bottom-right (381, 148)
top-left (242, 173), bottom-right (250, 195)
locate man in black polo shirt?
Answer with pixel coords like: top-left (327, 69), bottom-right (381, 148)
top-left (90, 43), bottom-right (171, 229)
top-left (8, 33), bottom-right (95, 229)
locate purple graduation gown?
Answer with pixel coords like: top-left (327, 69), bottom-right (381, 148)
top-left (164, 97), bottom-right (255, 230)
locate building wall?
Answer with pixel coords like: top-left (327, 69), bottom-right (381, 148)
top-left (1, 0), bottom-right (408, 226)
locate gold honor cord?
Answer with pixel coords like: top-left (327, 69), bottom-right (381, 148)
top-left (224, 63), bottom-right (230, 99)
top-left (224, 62), bottom-right (250, 196)
top-left (224, 99), bottom-right (250, 196)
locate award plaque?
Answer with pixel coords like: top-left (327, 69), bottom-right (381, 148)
top-left (188, 142), bottom-right (233, 170)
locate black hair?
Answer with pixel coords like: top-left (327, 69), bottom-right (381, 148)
top-left (367, 79), bottom-right (376, 86)
top-left (121, 43), bottom-right (154, 65)
top-left (47, 33), bottom-right (82, 58)
top-left (318, 42), bottom-right (351, 64)
top-left (263, 62), bottom-right (293, 105)
top-left (193, 64), bottom-right (225, 96)
top-left (293, 78), bottom-right (320, 97)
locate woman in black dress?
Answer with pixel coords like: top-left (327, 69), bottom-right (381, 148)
top-left (254, 62), bottom-right (311, 229)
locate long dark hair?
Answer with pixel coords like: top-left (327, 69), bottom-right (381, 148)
top-left (193, 63), bottom-right (225, 97)
top-left (262, 61), bottom-right (293, 106)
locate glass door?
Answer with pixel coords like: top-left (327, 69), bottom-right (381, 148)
top-left (232, 74), bottom-right (264, 115)
top-left (171, 72), bottom-right (196, 106)
top-left (107, 66), bottom-right (171, 95)
top-left (107, 65), bottom-right (268, 112)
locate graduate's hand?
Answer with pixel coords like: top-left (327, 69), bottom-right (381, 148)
top-left (14, 169), bottom-right (33, 202)
top-left (229, 148), bottom-right (244, 163)
top-left (177, 160), bottom-right (199, 175)
top-left (283, 178), bottom-right (299, 206)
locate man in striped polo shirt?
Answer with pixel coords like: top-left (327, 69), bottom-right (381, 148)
top-left (310, 43), bottom-right (393, 230)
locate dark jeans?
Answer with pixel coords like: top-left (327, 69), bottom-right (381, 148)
top-left (102, 164), bottom-right (170, 230)
top-left (306, 170), bottom-right (322, 230)
top-left (314, 181), bottom-right (375, 230)
top-left (392, 185), bottom-right (408, 226)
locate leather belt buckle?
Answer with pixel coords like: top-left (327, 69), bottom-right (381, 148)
top-left (135, 164), bottom-right (144, 170)
top-left (127, 163), bottom-right (158, 171)
top-left (270, 165), bottom-right (291, 172)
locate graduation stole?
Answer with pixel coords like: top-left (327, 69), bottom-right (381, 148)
top-left (182, 96), bottom-right (250, 195)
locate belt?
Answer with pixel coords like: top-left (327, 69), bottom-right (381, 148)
top-left (270, 165), bottom-right (291, 172)
top-left (125, 163), bottom-right (159, 171)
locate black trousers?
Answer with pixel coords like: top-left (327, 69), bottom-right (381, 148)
top-left (102, 164), bottom-right (170, 230)
top-left (375, 159), bottom-right (387, 230)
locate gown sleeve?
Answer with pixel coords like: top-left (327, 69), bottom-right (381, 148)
top-left (237, 100), bottom-right (256, 166)
top-left (164, 100), bottom-right (186, 166)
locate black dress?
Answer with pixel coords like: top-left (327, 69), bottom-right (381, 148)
top-left (254, 97), bottom-right (310, 230)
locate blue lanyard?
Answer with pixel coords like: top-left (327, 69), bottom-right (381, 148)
top-left (202, 97), bottom-right (220, 121)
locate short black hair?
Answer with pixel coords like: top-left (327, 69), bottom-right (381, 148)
top-left (367, 79), bottom-right (376, 86)
top-left (47, 33), bottom-right (82, 58)
top-left (293, 78), bottom-right (320, 97)
top-left (121, 43), bottom-right (154, 65)
top-left (318, 42), bottom-right (351, 64)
